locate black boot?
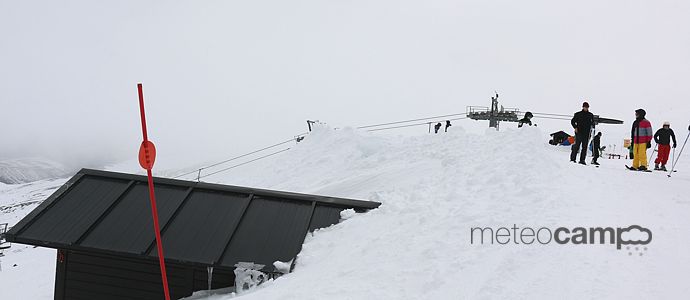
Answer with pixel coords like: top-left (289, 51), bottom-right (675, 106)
top-left (661, 165), bottom-right (667, 171)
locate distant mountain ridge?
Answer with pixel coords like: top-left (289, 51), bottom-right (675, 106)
top-left (0, 158), bottom-right (71, 184)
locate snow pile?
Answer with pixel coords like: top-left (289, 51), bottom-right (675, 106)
top-left (191, 126), bottom-right (690, 299)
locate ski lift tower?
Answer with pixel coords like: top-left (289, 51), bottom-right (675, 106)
top-left (467, 93), bottom-right (520, 130)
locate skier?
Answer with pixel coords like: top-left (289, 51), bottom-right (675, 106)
top-left (653, 121), bottom-right (677, 171)
top-left (591, 132), bottom-right (602, 165)
top-left (518, 112), bottom-right (534, 128)
top-left (570, 102), bottom-right (595, 165)
top-left (434, 122), bottom-right (442, 134)
top-left (630, 109), bottom-right (653, 171)
top-left (445, 120), bottom-right (451, 132)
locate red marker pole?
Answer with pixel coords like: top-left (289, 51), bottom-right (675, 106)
top-left (137, 83), bottom-right (171, 300)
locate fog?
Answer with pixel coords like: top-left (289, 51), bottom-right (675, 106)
top-left (2, 0), bottom-right (689, 172)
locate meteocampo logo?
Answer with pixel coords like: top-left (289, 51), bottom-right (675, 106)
top-left (470, 225), bottom-right (652, 255)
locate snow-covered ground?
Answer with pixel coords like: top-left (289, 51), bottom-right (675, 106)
top-left (1, 126), bottom-right (689, 299)
top-left (0, 158), bottom-right (71, 184)
top-left (0, 178), bottom-right (67, 299)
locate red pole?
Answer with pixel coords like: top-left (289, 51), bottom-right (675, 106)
top-left (137, 83), bottom-right (171, 300)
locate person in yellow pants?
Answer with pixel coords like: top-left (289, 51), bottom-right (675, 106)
top-left (631, 109), bottom-right (653, 171)
top-left (632, 143), bottom-right (648, 169)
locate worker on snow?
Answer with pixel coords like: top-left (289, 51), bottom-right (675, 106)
top-left (570, 102), bottom-right (595, 165)
top-left (434, 122), bottom-right (442, 134)
top-left (591, 132), bottom-right (602, 165)
top-left (630, 109), bottom-right (653, 171)
top-left (518, 112), bottom-right (534, 128)
top-left (445, 120), bottom-right (452, 132)
top-left (653, 121), bottom-right (677, 171)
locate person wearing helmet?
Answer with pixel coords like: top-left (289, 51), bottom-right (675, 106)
top-left (570, 102), bottom-right (595, 164)
top-left (653, 121), bottom-right (677, 171)
top-left (630, 109), bottom-right (653, 171)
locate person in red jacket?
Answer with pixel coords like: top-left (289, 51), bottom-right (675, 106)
top-left (630, 109), bottom-right (653, 170)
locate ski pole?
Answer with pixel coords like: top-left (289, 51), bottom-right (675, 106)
top-left (648, 143), bottom-right (658, 167)
top-left (668, 125), bottom-right (690, 177)
top-left (668, 146), bottom-right (676, 173)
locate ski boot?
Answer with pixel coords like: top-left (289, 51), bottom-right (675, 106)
top-left (654, 163), bottom-right (660, 171)
top-left (660, 164), bottom-right (667, 171)
top-left (639, 165), bottom-right (648, 171)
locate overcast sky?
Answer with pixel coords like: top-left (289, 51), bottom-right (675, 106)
top-left (2, 0), bottom-right (689, 171)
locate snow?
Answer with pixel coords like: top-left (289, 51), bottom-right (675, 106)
top-left (2, 126), bottom-right (690, 299)
top-left (339, 209), bottom-right (356, 220)
top-left (0, 158), bottom-right (71, 184)
top-left (196, 126), bottom-right (690, 299)
top-left (0, 245), bottom-right (56, 299)
top-left (0, 178), bottom-right (66, 299)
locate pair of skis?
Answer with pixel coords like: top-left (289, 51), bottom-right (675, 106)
top-left (625, 165), bottom-right (652, 172)
top-left (625, 165), bottom-right (677, 173)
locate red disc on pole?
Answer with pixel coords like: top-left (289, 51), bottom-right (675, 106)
top-left (138, 140), bottom-right (157, 170)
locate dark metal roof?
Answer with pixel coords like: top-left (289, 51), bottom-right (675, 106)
top-left (6, 169), bottom-right (380, 271)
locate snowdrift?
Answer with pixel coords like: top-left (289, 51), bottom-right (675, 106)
top-left (192, 127), bottom-right (690, 299)
top-left (2, 127), bottom-right (689, 299)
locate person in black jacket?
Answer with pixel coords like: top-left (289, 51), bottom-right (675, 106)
top-left (570, 101), bottom-right (595, 164)
top-left (590, 132), bottom-right (602, 165)
top-left (653, 121), bottom-right (677, 171)
top-left (434, 122), bottom-right (442, 134)
top-left (518, 112), bottom-right (534, 128)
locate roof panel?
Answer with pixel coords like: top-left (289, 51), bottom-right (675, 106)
top-left (151, 190), bottom-right (250, 265)
top-left (309, 205), bottom-right (344, 232)
top-left (220, 196), bottom-right (313, 268)
top-left (6, 169), bottom-right (380, 269)
top-left (19, 176), bottom-right (131, 244)
top-left (81, 183), bottom-right (189, 254)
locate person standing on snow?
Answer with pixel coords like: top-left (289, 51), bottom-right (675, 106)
top-left (591, 132), bottom-right (602, 165)
top-left (570, 102), bottom-right (595, 164)
top-left (445, 120), bottom-right (452, 132)
top-left (630, 109), bottom-right (653, 171)
top-left (653, 121), bottom-right (677, 171)
top-left (434, 122), bottom-right (442, 134)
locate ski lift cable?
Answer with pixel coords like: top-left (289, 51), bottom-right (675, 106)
top-left (171, 138), bottom-right (301, 179)
top-left (198, 148), bottom-right (292, 179)
top-left (174, 109), bottom-right (567, 180)
top-left (530, 115), bottom-right (572, 121)
top-left (357, 113), bottom-right (468, 129)
top-left (367, 117), bottom-right (468, 132)
top-left (172, 112), bottom-right (469, 180)
top-left (530, 112), bottom-right (573, 118)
